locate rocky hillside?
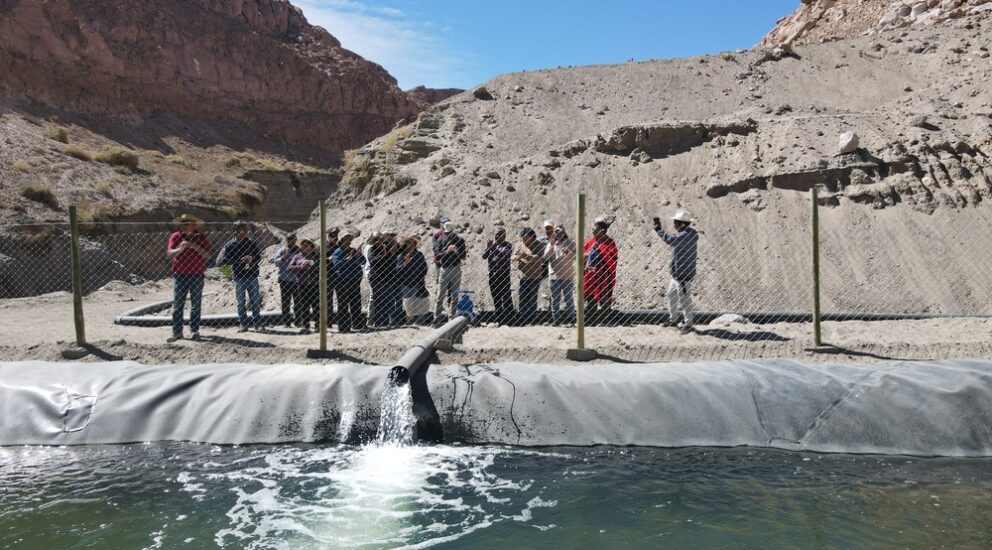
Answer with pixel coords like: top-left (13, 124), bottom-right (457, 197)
top-left (762, 0), bottom-right (992, 46)
top-left (0, 0), bottom-right (420, 151)
top-left (305, 10), bottom-right (992, 315)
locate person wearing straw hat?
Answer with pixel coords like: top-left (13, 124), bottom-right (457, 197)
top-left (654, 208), bottom-right (699, 334)
top-left (331, 229), bottom-right (367, 333)
top-left (166, 214), bottom-right (212, 342)
top-left (396, 235), bottom-right (430, 325)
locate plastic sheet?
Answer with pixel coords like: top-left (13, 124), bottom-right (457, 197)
top-left (2, 359), bottom-right (991, 456)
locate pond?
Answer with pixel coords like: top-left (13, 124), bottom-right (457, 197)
top-left (2, 443), bottom-right (991, 549)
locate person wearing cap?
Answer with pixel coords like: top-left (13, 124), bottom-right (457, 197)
top-left (332, 230), bottom-right (367, 332)
top-left (272, 233), bottom-right (300, 327)
top-left (515, 227), bottom-right (546, 323)
top-left (654, 208), bottom-right (699, 334)
top-left (289, 239), bottom-right (320, 333)
top-left (166, 214), bottom-right (212, 342)
top-left (543, 225), bottom-right (576, 325)
top-left (396, 236), bottom-right (430, 325)
top-left (539, 219), bottom-right (556, 310)
top-left (583, 216), bottom-right (618, 324)
top-left (218, 220), bottom-right (263, 332)
top-left (432, 221), bottom-right (466, 325)
top-left (482, 228), bottom-right (514, 325)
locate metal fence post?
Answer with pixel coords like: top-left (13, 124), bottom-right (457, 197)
top-left (567, 193), bottom-right (596, 361)
top-left (811, 186), bottom-right (822, 346)
top-left (69, 205), bottom-right (86, 346)
top-left (318, 201), bottom-right (328, 352)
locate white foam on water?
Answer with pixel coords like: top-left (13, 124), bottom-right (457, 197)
top-left (195, 445), bottom-right (558, 549)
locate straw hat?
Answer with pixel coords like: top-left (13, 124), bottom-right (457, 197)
top-left (173, 213), bottom-right (202, 226)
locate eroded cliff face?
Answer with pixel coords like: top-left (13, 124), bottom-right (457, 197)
top-left (761, 0), bottom-right (992, 46)
top-left (0, 0), bottom-right (420, 151)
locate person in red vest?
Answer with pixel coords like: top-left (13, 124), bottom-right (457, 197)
top-left (582, 215), bottom-right (618, 324)
top-left (166, 214), bottom-right (212, 342)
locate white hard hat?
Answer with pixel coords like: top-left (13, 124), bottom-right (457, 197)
top-left (672, 209), bottom-right (693, 223)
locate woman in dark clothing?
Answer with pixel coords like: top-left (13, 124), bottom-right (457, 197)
top-left (396, 236), bottom-right (430, 325)
top-left (367, 232), bottom-right (399, 327)
top-left (331, 232), bottom-right (367, 333)
top-left (482, 228), bottom-right (514, 325)
top-left (288, 239), bottom-right (320, 334)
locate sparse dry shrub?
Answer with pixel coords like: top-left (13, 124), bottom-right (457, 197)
top-left (20, 183), bottom-right (59, 209)
top-left (45, 126), bottom-right (69, 143)
top-left (76, 201), bottom-right (119, 225)
top-left (95, 181), bottom-right (113, 197)
top-left (342, 149), bottom-right (375, 189)
top-left (64, 144), bottom-right (94, 161)
top-left (381, 126), bottom-right (412, 153)
top-left (94, 146), bottom-right (139, 170)
top-left (23, 114), bottom-right (43, 126)
top-left (13, 159), bottom-right (32, 171)
top-left (166, 154), bottom-right (194, 168)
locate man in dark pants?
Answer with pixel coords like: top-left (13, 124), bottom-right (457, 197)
top-left (325, 228), bottom-right (339, 329)
top-left (482, 228), bottom-right (514, 325)
top-left (166, 214), bottom-right (211, 342)
top-left (332, 231), bottom-right (366, 333)
top-left (272, 233), bottom-right (300, 327)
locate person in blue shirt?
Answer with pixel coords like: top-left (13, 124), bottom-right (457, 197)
top-left (218, 220), bottom-right (262, 332)
top-left (654, 209), bottom-right (699, 334)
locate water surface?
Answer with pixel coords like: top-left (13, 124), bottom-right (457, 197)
top-left (2, 443), bottom-right (991, 548)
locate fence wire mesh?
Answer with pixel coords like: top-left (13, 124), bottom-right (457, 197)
top-left (1, 201), bottom-right (991, 361)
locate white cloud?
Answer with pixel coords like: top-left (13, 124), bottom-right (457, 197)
top-left (294, 0), bottom-right (475, 89)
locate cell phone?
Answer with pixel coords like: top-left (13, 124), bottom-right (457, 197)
top-left (653, 217), bottom-right (661, 225)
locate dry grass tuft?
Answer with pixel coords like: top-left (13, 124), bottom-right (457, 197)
top-left (94, 146), bottom-right (139, 170)
top-left (20, 183), bottom-right (59, 209)
top-left (64, 144), bottom-right (94, 161)
top-left (166, 154), bottom-right (194, 169)
top-left (94, 181), bottom-right (113, 198)
top-left (45, 126), bottom-right (69, 143)
top-left (13, 159), bottom-right (33, 171)
top-left (23, 114), bottom-right (43, 126)
top-left (381, 126), bottom-right (412, 153)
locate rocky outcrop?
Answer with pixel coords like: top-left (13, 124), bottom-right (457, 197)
top-left (0, 0), bottom-right (420, 152)
top-left (406, 86), bottom-right (465, 107)
top-left (761, 0), bottom-right (992, 46)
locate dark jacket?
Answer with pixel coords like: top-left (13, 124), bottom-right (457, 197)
top-left (482, 241), bottom-right (512, 274)
top-left (331, 246), bottom-right (366, 283)
top-left (396, 250), bottom-right (429, 297)
top-left (368, 241), bottom-right (399, 284)
top-left (433, 232), bottom-right (467, 268)
top-left (218, 237), bottom-right (261, 279)
top-left (656, 226), bottom-right (698, 282)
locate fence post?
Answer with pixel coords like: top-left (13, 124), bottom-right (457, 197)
top-left (69, 205), bottom-right (86, 346)
top-left (567, 193), bottom-right (596, 361)
top-left (318, 201), bottom-right (328, 352)
top-left (811, 186), bottom-right (822, 346)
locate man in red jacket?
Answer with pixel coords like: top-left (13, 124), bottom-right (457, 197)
top-left (166, 214), bottom-right (212, 342)
top-left (583, 216), bottom-right (618, 324)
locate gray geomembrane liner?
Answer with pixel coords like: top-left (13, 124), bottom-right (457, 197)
top-left (2, 359), bottom-right (991, 456)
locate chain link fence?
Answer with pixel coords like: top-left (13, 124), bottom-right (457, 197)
top-left (1, 196), bottom-right (991, 360)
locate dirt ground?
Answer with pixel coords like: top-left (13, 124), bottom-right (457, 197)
top-left (0, 281), bottom-right (989, 366)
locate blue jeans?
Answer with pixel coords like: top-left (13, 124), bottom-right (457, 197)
top-left (234, 277), bottom-right (261, 328)
top-left (549, 279), bottom-right (574, 321)
top-left (172, 274), bottom-right (204, 335)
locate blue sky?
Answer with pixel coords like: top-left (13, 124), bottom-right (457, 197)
top-left (295, 0), bottom-right (798, 90)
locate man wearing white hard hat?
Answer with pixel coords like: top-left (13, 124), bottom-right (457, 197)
top-left (653, 208), bottom-right (699, 334)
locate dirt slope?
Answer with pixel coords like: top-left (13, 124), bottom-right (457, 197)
top-left (299, 11), bottom-right (992, 316)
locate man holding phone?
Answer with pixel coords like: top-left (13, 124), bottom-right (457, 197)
top-left (653, 209), bottom-right (698, 334)
top-left (166, 214), bottom-right (212, 342)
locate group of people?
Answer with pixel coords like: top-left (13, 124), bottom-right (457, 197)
top-left (164, 208), bottom-right (700, 342)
